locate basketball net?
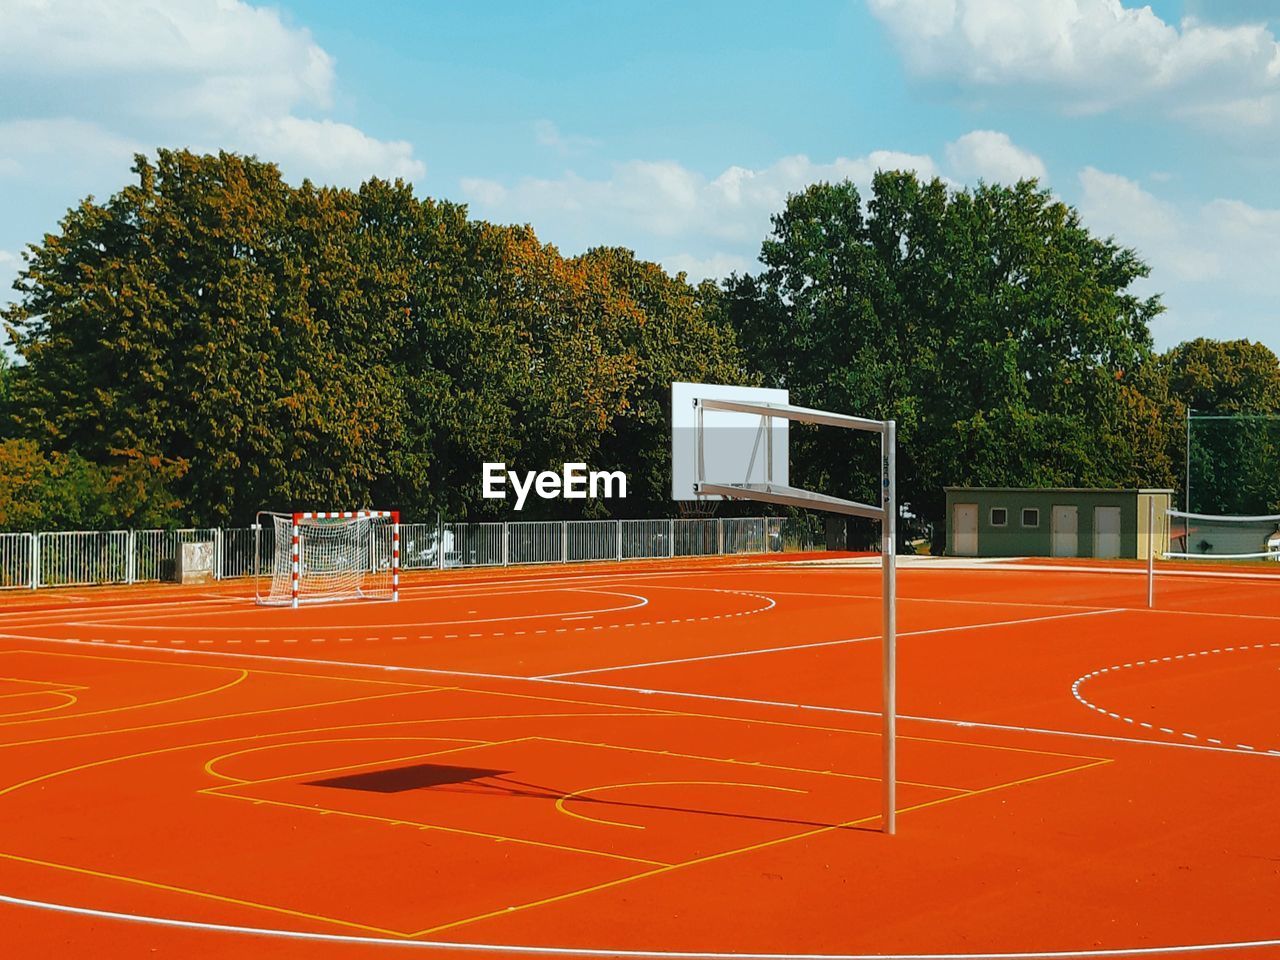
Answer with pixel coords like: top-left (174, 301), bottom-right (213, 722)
top-left (676, 499), bottom-right (719, 518)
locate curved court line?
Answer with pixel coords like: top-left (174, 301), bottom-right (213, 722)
top-left (0, 709), bottom-right (638, 798)
top-left (0, 668), bottom-right (249, 728)
top-left (0, 690), bottom-right (79, 718)
top-left (202, 735), bottom-right (493, 784)
top-left (21, 629), bottom-right (1268, 760)
top-left (555, 780), bottom-right (806, 830)
top-left (1071, 642), bottom-right (1280, 755)
top-left (3, 893), bottom-right (1280, 958)
top-left (54, 588), bottom-right (775, 648)
top-left (69, 589), bottom-right (652, 632)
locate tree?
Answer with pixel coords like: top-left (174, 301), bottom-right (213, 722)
top-left (1164, 339), bottom-right (1280, 513)
top-left (0, 439), bottom-right (184, 531)
top-left (577, 247), bottom-right (749, 513)
top-left (725, 174), bottom-right (1166, 547)
top-left (3, 148), bottom-right (749, 527)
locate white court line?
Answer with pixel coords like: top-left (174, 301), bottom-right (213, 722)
top-left (3, 892), bottom-right (1280, 958)
top-left (4, 630), bottom-right (1269, 760)
top-left (643, 583), bottom-right (1113, 613)
top-left (67, 589), bottom-right (651, 632)
top-left (535, 608), bottom-right (1123, 679)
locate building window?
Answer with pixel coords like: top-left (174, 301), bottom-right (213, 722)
top-left (1022, 508), bottom-right (1040, 528)
top-left (990, 507), bottom-right (1008, 527)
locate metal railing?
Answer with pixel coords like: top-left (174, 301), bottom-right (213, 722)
top-left (0, 517), bottom-right (786, 590)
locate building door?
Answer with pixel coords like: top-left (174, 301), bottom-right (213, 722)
top-left (1094, 506), bottom-right (1121, 559)
top-left (1051, 505), bottom-right (1078, 557)
top-left (953, 503), bottom-right (978, 556)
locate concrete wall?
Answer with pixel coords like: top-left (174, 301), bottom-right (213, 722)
top-left (944, 488), bottom-right (1173, 559)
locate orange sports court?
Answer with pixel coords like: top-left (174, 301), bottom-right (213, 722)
top-left (1, 549), bottom-right (1278, 960)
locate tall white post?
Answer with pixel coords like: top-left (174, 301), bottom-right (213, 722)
top-left (882, 419), bottom-right (897, 836)
top-left (1185, 407), bottom-right (1192, 513)
top-left (1146, 496), bottom-right (1155, 609)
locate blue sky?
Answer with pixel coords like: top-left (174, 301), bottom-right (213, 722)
top-left (2, 0), bottom-right (1279, 352)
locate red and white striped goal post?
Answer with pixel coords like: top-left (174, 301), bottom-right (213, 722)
top-left (288, 510), bottom-right (400, 608)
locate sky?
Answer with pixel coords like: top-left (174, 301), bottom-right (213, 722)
top-left (2, 0), bottom-right (1279, 353)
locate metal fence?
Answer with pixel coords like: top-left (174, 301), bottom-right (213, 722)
top-left (0, 517), bottom-right (786, 590)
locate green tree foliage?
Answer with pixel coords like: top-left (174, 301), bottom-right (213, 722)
top-left (577, 247), bottom-right (749, 513)
top-left (2, 149), bottom-right (746, 528)
top-left (1164, 339), bottom-right (1280, 513)
top-left (724, 174), bottom-right (1168, 545)
top-left (0, 439), bottom-right (184, 531)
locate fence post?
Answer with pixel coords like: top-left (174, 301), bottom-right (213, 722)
top-left (502, 522), bottom-right (510, 566)
top-left (126, 530), bottom-right (136, 584)
top-left (215, 528), bottom-right (224, 580)
top-left (669, 519), bottom-right (675, 558)
top-left (717, 518), bottom-right (724, 555)
top-left (438, 516), bottom-right (445, 571)
top-left (29, 533), bottom-right (38, 590)
top-left (616, 520), bottom-right (623, 561)
top-left (562, 521), bottom-right (569, 563)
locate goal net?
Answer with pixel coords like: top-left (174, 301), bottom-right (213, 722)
top-left (256, 511), bottom-right (399, 607)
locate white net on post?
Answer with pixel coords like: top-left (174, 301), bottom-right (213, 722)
top-left (1165, 510), bottom-right (1280, 561)
top-left (256, 511), bottom-right (398, 607)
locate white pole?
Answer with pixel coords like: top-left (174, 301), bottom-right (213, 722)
top-left (1146, 496), bottom-right (1155, 609)
top-left (1185, 407), bottom-right (1192, 513)
top-left (882, 419), bottom-right (897, 836)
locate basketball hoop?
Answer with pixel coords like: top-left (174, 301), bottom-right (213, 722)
top-left (676, 500), bottom-right (719, 519)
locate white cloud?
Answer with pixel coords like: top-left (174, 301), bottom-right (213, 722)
top-left (461, 136), bottom-right (1070, 287)
top-left (248, 118), bottom-right (423, 186)
top-left (461, 151), bottom-right (942, 256)
top-left (0, 119), bottom-right (145, 181)
top-left (1077, 167), bottom-right (1280, 345)
top-left (945, 130), bottom-right (1048, 183)
top-left (1078, 166), bottom-right (1218, 281)
top-left (0, 0), bottom-right (423, 188)
top-left (533, 120), bottom-right (599, 155)
top-left (868, 0), bottom-right (1280, 133)
top-left (662, 252), bottom-right (755, 283)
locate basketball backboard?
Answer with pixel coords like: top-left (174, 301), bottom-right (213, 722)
top-left (671, 382), bottom-right (789, 501)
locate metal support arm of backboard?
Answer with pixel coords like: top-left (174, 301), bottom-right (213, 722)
top-left (692, 396), bottom-right (898, 835)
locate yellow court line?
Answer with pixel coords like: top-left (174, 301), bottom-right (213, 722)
top-left (0, 668), bottom-right (250, 729)
top-left (0, 850), bottom-right (412, 938)
top-left (537, 736), bottom-right (969, 793)
top-left (555, 780), bottom-right (807, 831)
top-left (0, 690), bottom-right (442, 798)
top-left (0, 677), bottom-right (88, 694)
top-left (202, 736), bottom-right (531, 788)
top-left (1, 638), bottom-right (1106, 766)
top-left (433, 681), bottom-right (1111, 765)
top-left (0, 684), bottom-right (451, 751)
top-left (0, 646), bottom-right (437, 689)
top-left (202, 789), bottom-right (671, 868)
top-left (0, 709), bottom-right (634, 798)
top-left (413, 755), bottom-right (1115, 937)
top-left (0, 692), bottom-right (80, 718)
